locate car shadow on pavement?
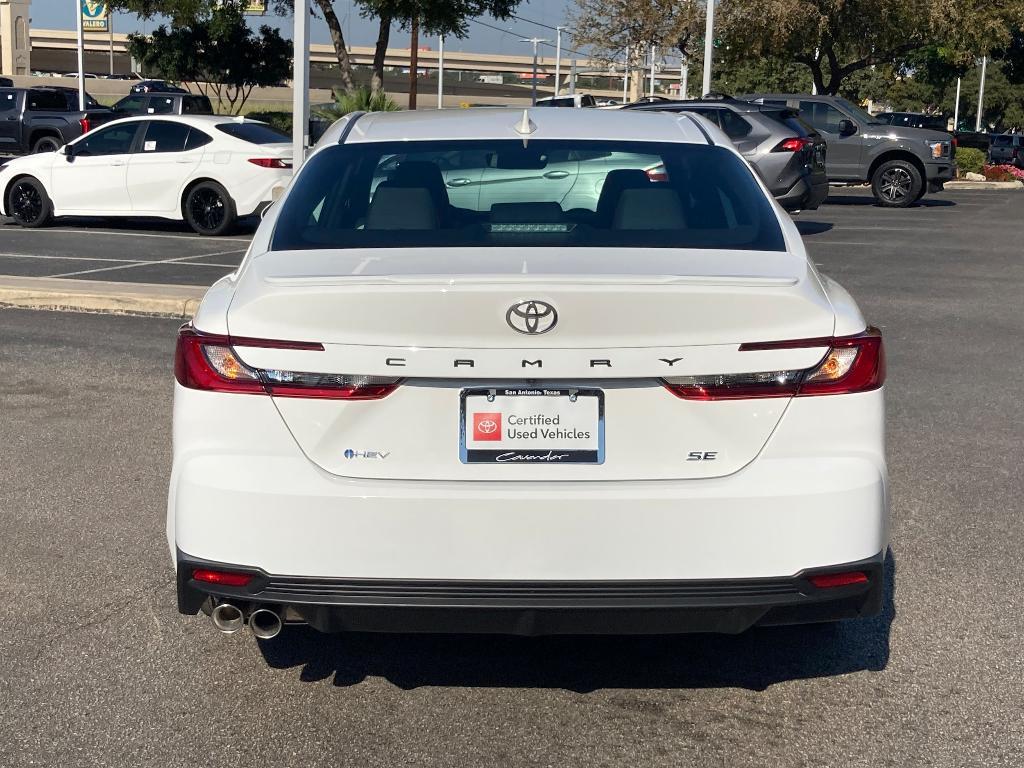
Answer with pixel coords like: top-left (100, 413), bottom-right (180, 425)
top-left (794, 221), bottom-right (834, 236)
top-left (2, 216), bottom-right (259, 236)
top-left (258, 553), bottom-right (895, 692)
top-left (824, 195), bottom-right (956, 208)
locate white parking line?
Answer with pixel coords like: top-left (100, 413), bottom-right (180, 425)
top-left (0, 227), bottom-right (252, 245)
top-left (49, 250), bottom-right (244, 278)
top-left (0, 251), bottom-right (150, 264)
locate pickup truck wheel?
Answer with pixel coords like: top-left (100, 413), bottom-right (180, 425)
top-left (184, 181), bottom-right (236, 236)
top-left (7, 177), bottom-right (53, 228)
top-left (31, 135), bottom-right (62, 153)
top-left (871, 160), bottom-right (922, 208)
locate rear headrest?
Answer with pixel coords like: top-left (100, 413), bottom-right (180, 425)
top-left (390, 161), bottom-right (449, 208)
top-left (612, 187), bottom-right (686, 230)
top-left (596, 169), bottom-right (651, 222)
top-left (490, 202), bottom-right (564, 223)
top-left (366, 186), bottom-right (437, 230)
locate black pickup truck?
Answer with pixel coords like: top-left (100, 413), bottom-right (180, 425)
top-left (0, 86), bottom-right (116, 156)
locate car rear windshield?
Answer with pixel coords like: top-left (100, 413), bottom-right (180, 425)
top-left (215, 122), bottom-right (289, 144)
top-left (271, 139), bottom-right (786, 252)
top-left (992, 135), bottom-right (1013, 146)
top-left (763, 108), bottom-right (818, 137)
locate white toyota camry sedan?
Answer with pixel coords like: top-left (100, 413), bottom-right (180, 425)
top-left (0, 115), bottom-right (292, 235)
top-left (169, 108), bottom-right (887, 640)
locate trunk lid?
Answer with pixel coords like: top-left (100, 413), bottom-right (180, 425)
top-left (226, 248), bottom-right (835, 481)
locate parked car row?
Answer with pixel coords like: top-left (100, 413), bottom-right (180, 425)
top-left (618, 93), bottom-right (955, 208)
top-left (0, 115), bottom-right (292, 235)
top-left (623, 96), bottom-right (828, 211)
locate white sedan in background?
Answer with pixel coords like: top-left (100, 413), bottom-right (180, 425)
top-left (0, 115), bottom-right (292, 235)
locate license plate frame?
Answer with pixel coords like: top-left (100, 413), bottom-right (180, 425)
top-left (459, 387), bottom-right (605, 465)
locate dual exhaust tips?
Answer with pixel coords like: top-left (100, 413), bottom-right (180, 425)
top-left (211, 602), bottom-right (282, 639)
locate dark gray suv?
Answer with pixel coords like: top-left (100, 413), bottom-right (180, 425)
top-left (743, 94), bottom-right (955, 207)
top-left (625, 97), bottom-right (829, 211)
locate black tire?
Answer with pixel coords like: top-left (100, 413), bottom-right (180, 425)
top-left (871, 159), bottom-right (923, 208)
top-left (184, 181), bottom-right (236, 236)
top-left (31, 135), bottom-right (62, 154)
top-left (6, 177), bottom-right (53, 228)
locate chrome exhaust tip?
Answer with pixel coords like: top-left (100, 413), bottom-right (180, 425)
top-left (249, 607), bottom-right (283, 640)
top-left (210, 602), bottom-right (245, 634)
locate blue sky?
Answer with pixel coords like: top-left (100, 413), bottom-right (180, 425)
top-left (31, 0), bottom-right (579, 56)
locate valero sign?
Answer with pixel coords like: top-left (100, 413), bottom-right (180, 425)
top-left (81, 0), bottom-right (109, 31)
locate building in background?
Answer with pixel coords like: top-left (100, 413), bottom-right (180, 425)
top-left (0, 0), bottom-right (31, 76)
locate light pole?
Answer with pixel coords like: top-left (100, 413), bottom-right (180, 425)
top-left (555, 26), bottom-right (563, 96)
top-left (976, 56), bottom-right (987, 133)
top-left (701, 0), bottom-right (715, 97)
top-left (437, 35), bottom-right (444, 109)
top-left (953, 77), bottom-right (961, 131)
top-left (649, 45), bottom-right (656, 97)
top-left (621, 49), bottom-right (629, 103)
top-left (292, 0), bottom-right (310, 172)
top-left (520, 37), bottom-right (549, 105)
top-left (681, 59), bottom-right (689, 99)
top-left (75, 0), bottom-right (86, 110)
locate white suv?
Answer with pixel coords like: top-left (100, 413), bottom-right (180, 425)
top-left (168, 108), bottom-right (888, 640)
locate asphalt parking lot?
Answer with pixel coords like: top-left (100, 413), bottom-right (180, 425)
top-left (1, 188), bottom-right (1023, 767)
top-left (0, 217), bottom-right (255, 285)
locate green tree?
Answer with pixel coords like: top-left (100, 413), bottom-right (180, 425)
top-left (356, 1), bottom-right (523, 99)
top-left (127, 2), bottom-right (291, 114)
top-left (715, 0), bottom-right (1024, 95)
top-left (570, 0), bottom-right (705, 100)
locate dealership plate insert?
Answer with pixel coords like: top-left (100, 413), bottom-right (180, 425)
top-left (460, 387), bottom-right (605, 464)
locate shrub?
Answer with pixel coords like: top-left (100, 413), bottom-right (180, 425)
top-left (314, 86), bottom-right (401, 120)
top-left (983, 164), bottom-right (1022, 182)
top-left (245, 111), bottom-right (292, 134)
top-left (955, 147), bottom-right (986, 175)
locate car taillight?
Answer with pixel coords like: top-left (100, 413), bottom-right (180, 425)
top-left (645, 163), bottom-right (669, 182)
top-left (663, 327), bottom-right (885, 400)
top-left (192, 568), bottom-right (253, 587)
top-left (772, 137), bottom-right (814, 153)
top-left (247, 158), bottom-right (292, 169)
top-left (79, 116), bottom-right (91, 134)
top-left (808, 571), bottom-right (868, 589)
top-left (174, 326), bottom-right (400, 399)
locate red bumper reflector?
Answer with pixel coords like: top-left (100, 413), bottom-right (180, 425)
top-left (808, 571), bottom-right (868, 589)
top-left (192, 568), bottom-right (253, 587)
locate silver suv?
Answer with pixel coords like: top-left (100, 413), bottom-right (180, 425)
top-left (744, 94), bottom-right (955, 207)
top-left (624, 97), bottom-right (829, 211)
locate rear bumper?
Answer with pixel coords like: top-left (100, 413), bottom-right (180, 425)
top-left (177, 551), bottom-right (885, 635)
top-left (169, 386), bottom-right (888, 584)
top-left (774, 174), bottom-right (829, 211)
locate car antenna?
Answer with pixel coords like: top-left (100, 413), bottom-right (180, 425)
top-left (513, 109), bottom-right (536, 147)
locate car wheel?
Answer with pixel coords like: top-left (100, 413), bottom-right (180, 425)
top-left (6, 177), bottom-right (53, 228)
top-left (31, 135), bottom-right (62, 154)
top-left (184, 181), bottom-right (236, 236)
top-left (871, 159), bottom-right (922, 208)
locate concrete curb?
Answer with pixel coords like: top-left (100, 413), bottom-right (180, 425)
top-left (0, 275), bottom-right (206, 318)
top-left (944, 180), bottom-right (1024, 190)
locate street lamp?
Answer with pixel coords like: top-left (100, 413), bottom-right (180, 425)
top-left (555, 26), bottom-right (563, 96)
top-left (75, 0), bottom-right (86, 110)
top-left (702, 0), bottom-right (716, 97)
top-left (520, 37), bottom-right (550, 105)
